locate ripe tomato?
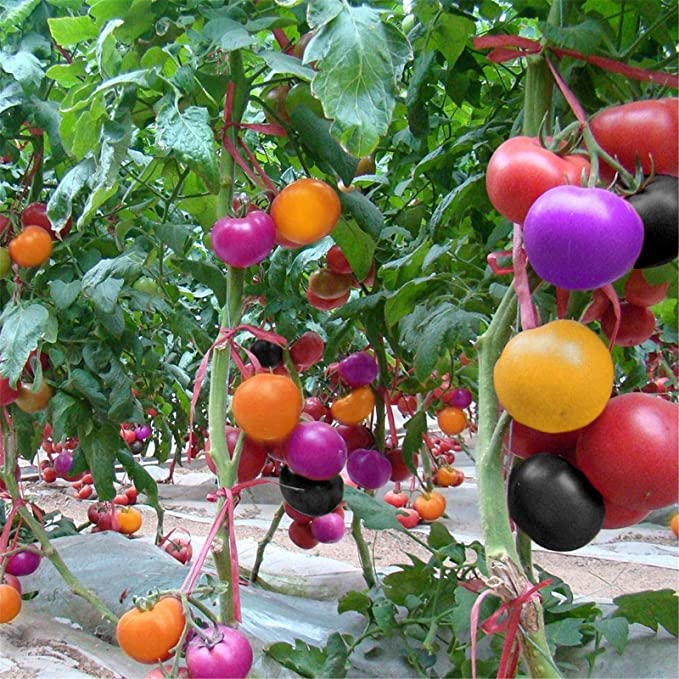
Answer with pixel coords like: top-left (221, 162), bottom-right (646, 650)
top-left (330, 386), bottom-right (375, 425)
top-left (383, 490), bottom-right (408, 508)
top-left (590, 99), bottom-right (678, 177)
top-left (486, 136), bottom-right (590, 224)
top-left (21, 202), bottom-right (72, 239)
top-left (671, 513), bottom-right (679, 538)
top-left (306, 287), bottom-right (350, 310)
top-left (602, 498), bottom-right (648, 529)
top-left (283, 502), bottom-right (313, 525)
top-left (600, 302), bottom-right (656, 347)
top-left (290, 331), bottom-right (324, 368)
top-left (396, 507), bottom-right (420, 528)
top-left (77, 485), bottom-right (93, 500)
top-left (279, 466), bottom-right (343, 517)
top-left (116, 596), bottom-right (185, 663)
top-left (624, 269), bottom-right (670, 307)
top-left (0, 377), bottom-right (19, 406)
top-left (326, 244), bottom-right (353, 275)
top-left (336, 424), bottom-right (374, 452)
top-left (387, 447), bottom-right (416, 482)
top-left (210, 211), bottom-right (276, 268)
top-left (1, 573), bottom-right (21, 594)
top-left (8, 226), bottom-right (53, 267)
top-left (433, 465), bottom-right (464, 488)
top-left (270, 178), bottom-right (341, 245)
top-left (308, 268), bottom-right (353, 300)
top-left (15, 381), bottom-right (54, 413)
top-left (0, 583), bottom-right (22, 623)
top-left (575, 393), bottom-right (678, 511)
top-left (436, 407), bottom-right (467, 435)
top-left (505, 420), bottom-right (581, 460)
top-left (288, 520), bottom-right (319, 549)
top-left (162, 537), bottom-right (193, 564)
top-left (185, 625), bottom-right (253, 679)
top-left (42, 466), bottom-right (57, 483)
top-left (413, 491), bottom-right (446, 521)
top-left (232, 373), bottom-right (302, 443)
top-left (494, 320), bottom-right (613, 433)
top-left (116, 507), bottom-right (143, 534)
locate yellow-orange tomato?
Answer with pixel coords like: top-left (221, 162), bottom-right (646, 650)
top-left (413, 491), bottom-right (447, 521)
top-left (433, 466), bottom-right (464, 488)
top-left (8, 226), bottom-right (53, 267)
top-left (436, 407), bottom-right (467, 435)
top-left (671, 513), bottom-right (679, 538)
top-left (330, 386), bottom-right (375, 425)
top-left (116, 507), bottom-right (143, 535)
top-left (0, 583), bottom-right (22, 623)
top-left (232, 373), bottom-right (303, 442)
top-left (117, 596), bottom-right (185, 664)
top-left (494, 319), bottom-right (613, 433)
top-left (270, 178), bottom-right (341, 245)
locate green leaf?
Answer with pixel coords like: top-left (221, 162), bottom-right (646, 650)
top-left (49, 280), bottom-right (81, 309)
top-left (48, 16), bottom-right (100, 47)
top-left (612, 589), bottom-right (678, 636)
top-left (80, 424), bottom-right (119, 501)
top-left (384, 278), bottom-right (431, 327)
top-left (451, 585), bottom-right (498, 637)
top-left (64, 369), bottom-right (108, 411)
top-left (1, 50), bottom-right (44, 92)
top-left (401, 411), bottom-right (426, 475)
top-left (156, 222), bottom-right (194, 256)
top-left (322, 632), bottom-right (349, 678)
top-left (155, 104), bottom-right (219, 194)
top-left (343, 486), bottom-right (404, 530)
top-left (428, 521), bottom-right (455, 549)
top-left (48, 159), bottom-right (96, 233)
top-left (595, 617), bottom-right (629, 655)
top-left (430, 174), bottom-right (484, 233)
top-left (96, 19), bottom-right (123, 78)
top-left (540, 18), bottom-right (604, 54)
top-left (0, 81), bottom-right (25, 114)
top-left (49, 392), bottom-right (90, 442)
top-left (27, 98), bottom-right (66, 162)
top-left (338, 191), bottom-right (384, 240)
top-left (307, 0), bottom-right (342, 28)
top-left (305, 5), bottom-right (412, 156)
top-left (0, 303), bottom-right (50, 386)
top-left (330, 219), bottom-right (375, 281)
top-left (383, 561), bottom-right (430, 607)
top-left (545, 618), bottom-right (584, 647)
top-left (260, 50), bottom-right (315, 81)
top-left (202, 17), bottom-right (254, 50)
top-left (337, 590), bottom-right (371, 615)
top-left (46, 61), bottom-right (87, 87)
top-left (431, 14), bottom-right (474, 67)
top-left (117, 449), bottom-right (158, 503)
top-left (0, 0), bottom-right (41, 36)
top-left (265, 640), bottom-right (327, 678)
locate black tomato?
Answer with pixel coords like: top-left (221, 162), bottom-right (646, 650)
top-left (250, 339), bottom-right (283, 369)
top-left (507, 454), bottom-right (604, 552)
top-left (129, 440), bottom-right (145, 455)
top-left (279, 465), bottom-right (343, 517)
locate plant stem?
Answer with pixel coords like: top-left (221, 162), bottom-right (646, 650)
top-left (351, 511), bottom-right (376, 589)
top-left (250, 503), bottom-right (285, 584)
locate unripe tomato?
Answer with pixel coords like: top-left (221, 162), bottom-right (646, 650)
top-left (306, 287), bottom-right (350, 310)
top-left (494, 320), bottom-right (613, 433)
top-left (270, 178), bottom-right (341, 245)
top-left (308, 268), bottom-right (353, 300)
top-left (15, 381), bottom-right (54, 413)
top-left (436, 407), bottom-right (467, 435)
top-left (413, 491), bottom-right (447, 521)
top-left (232, 373), bottom-right (302, 443)
top-left (330, 386), bottom-right (375, 425)
top-left (8, 226), bottom-right (53, 267)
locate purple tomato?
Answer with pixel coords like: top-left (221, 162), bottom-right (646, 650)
top-left (286, 421), bottom-right (348, 481)
top-left (310, 512), bottom-right (345, 543)
top-left (185, 624), bottom-right (253, 679)
top-left (523, 186), bottom-right (644, 290)
top-left (338, 352), bottom-right (379, 388)
top-left (54, 452), bottom-right (74, 477)
top-left (135, 424), bottom-right (152, 441)
top-left (449, 387), bottom-right (472, 409)
top-left (5, 549), bottom-right (41, 576)
top-left (211, 210), bottom-right (276, 268)
top-left (346, 448), bottom-right (392, 490)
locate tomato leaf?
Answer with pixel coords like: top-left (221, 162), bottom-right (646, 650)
top-left (337, 590), bottom-right (371, 615)
top-left (80, 424), bottom-right (120, 502)
top-left (401, 411), bottom-right (426, 475)
top-left (305, 3), bottom-right (411, 156)
top-left (265, 639), bottom-right (327, 678)
top-left (47, 15), bottom-right (99, 47)
top-left (343, 486), bottom-right (403, 531)
top-left (544, 618), bottom-right (584, 648)
top-left (260, 50), bottom-right (315, 81)
top-left (49, 392), bottom-right (90, 442)
top-left (383, 561), bottom-right (430, 607)
top-left (48, 158), bottom-right (95, 232)
top-left (338, 191), bottom-right (384, 240)
top-left (117, 449), bottom-right (159, 504)
top-left (431, 14), bottom-right (474, 67)
top-left (611, 589), bottom-right (678, 637)
top-left (0, 303), bottom-right (50, 387)
top-left (1, 50), bottom-right (44, 93)
top-left (321, 632), bottom-right (349, 678)
top-left (594, 617), bottom-right (629, 655)
top-left (331, 219), bottom-right (375, 281)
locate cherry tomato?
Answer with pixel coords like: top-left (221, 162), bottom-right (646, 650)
top-left (250, 339), bottom-right (283, 368)
top-left (486, 136), bottom-right (590, 224)
top-left (21, 202), bottom-right (72, 239)
top-left (8, 226), bottom-right (53, 267)
top-left (505, 420), bottom-right (581, 461)
top-left (346, 448), bottom-right (391, 489)
top-left (600, 302), bottom-right (656, 347)
top-left (14, 381), bottom-right (54, 413)
top-left (396, 507), bottom-right (420, 528)
top-left (326, 244), bottom-right (353, 275)
top-left (288, 520), bottom-right (319, 549)
top-left (413, 491), bottom-right (447, 521)
top-left (383, 490), bottom-right (408, 508)
top-left (387, 447), bottom-right (416, 482)
top-left (270, 178), bottom-right (341, 245)
top-left (116, 507), bottom-right (143, 534)
top-left (494, 320), bottom-right (613, 433)
top-left (436, 407), bottom-right (467, 435)
top-left (306, 287), bottom-right (350, 310)
top-left (0, 583), bottom-right (22, 623)
top-left (290, 331), bottom-right (324, 368)
top-left (0, 378), bottom-right (19, 406)
top-left (279, 465), bottom-right (344, 517)
top-left (210, 211), bottom-right (276, 268)
top-left (308, 268), bottom-right (353, 300)
top-left (330, 386), bottom-right (375, 425)
top-left (602, 499), bottom-right (648, 529)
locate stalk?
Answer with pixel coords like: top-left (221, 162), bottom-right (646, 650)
top-left (351, 511), bottom-right (376, 589)
top-left (250, 503), bottom-right (285, 584)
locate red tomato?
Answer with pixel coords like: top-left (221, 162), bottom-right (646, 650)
top-left (386, 447), bottom-right (417, 482)
top-left (590, 99), bottom-right (678, 177)
top-left (383, 490), bottom-right (408, 508)
top-left (505, 420), bottom-right (581, 460)
top-left (624, 270), bottom-right (670, 307)
top-left (326, 245), bottom-right (353, 275)
top-left (0, 377), bottom-right (19, 406)
top-left (308, 268), bottom-right (353, 300)
top-left (602, 499), bottom-right (649, 529)
top-left (290, 331), bottom-right (324, 368)
top-left (21, 202), bottom-right (73, 239)
top-left (575, 393), bottom-right (678, 511)
top-left (396, 507), bottom-right (420, 529)
top-left (486, 136), bottom-right (590, 224)
top-left (306, 287), bottom-right (350, 310)
top-left (600, 302), bottom-right (656, 347)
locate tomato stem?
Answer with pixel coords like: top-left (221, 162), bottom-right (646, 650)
top-left (350, 511), bottom-right (376, 589)
top-left (249, 502), bottom-right (285, 584)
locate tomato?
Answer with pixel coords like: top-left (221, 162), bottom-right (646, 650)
top-left (21, 202), bottom-right (72, 239)
top-left (121, 427), bottom-right (137, 445)
top-left (288, 520), bottom-right (319, 549)
top-left (505, 420), bottom-right (581, 460)
top-left (125, 487), bottom-right (138, 504)
top-left (162, 536), bottom-right (193, 564)
top-left (600, 302), bottom-right (656, 347)
top-left (284, 502), bottom-right (313, 525)
top-left (486, 136), bottom-right (590, 224)
top-left (444, 387), bottom-right (473, 409)
top-left (264, 84), bottom-right (291, 124)
top-left (42, 466), bottom-right (57, 483)
top-left (433, 465), bottom-right (464, 488)
top-left (524, 186), bottom-right (644, 290)
top-left (396, 394), bottom-right (417, 416)
top-left (0, 377), bottom-right (19, 406)
top-left (338, 352), bottom-right (378, 388)
top-left (326, 244), bottom-right (353, 275)
top-left (330, 386), bottom-right (375, 425)
top-left (306, 287), bottom-right (350, 310)
top-left (232, 373), bottom-right (302, 443)
top-left (8, 226), bottom-right (53, 267)
top-left (624, 269), bottom-right (670, 307)
top-left (627, 175), bottom-right (678, 269)
top-left (346, 448), bottom-right (392, 489)
top-left (116, 596), bottom-right (185, 664)
top-left (387, 447), bottom-right (416, 482)
top-left (508, 454), bottom-right (604, 551)
top-left (0, 583), bottom-right (22, 623)
top-left (187, 624), bottom-right (253, 679)
top-left (210, 210), bottom-right (276, 268)
top-left (303, 397), bottom-right (330, 421)
top-left (436, 407), bottom-right (467, 435)
top-left (1, 573), bottom-right (21, 594)
top-left (88, 502), bottom-right (111, 525)
top-left (355, 155), bottom-right (376, 177)
top-left (336, 424), bottom-right (374, 452)
top-left (396, 507), bottom-right (420, 528)
top-left (15, 380), bottom-right (54, 413)
top-left (671, 514), bottom-right (679, 538)
top-left (54, 452), bottom-right (74, 477)
top-left (602, 499), bottom-right (648, 529)
top-left (575, 393), bottom-right (678, 511)
top-left (413, 491), bottom-right (447, 521)
top-left (383, 490), bottom-right (408, 508)
top-left (590, 99), bottom-right (678, 177)
top-left (290, 331), bottom-right (324, 368)
top-left (494, 320), bottom-right (613, 433)
top-left (279, 465), bottom-right (343, 517)
top-left (77, 485), bottom-right (93, 500)
top-left (308, 268), bottom-right (353, 300)
top-left (5, 549), bottom-right (41, 576)
top-left (286, 421), bottom-right (347, 481)
top-left (271, 178), bottom-right (341, 245)
top-left (116, 507), bottom-right (143, 535)
top-left (286, 82), bottom-right (324, 118)
top-left (250, 339), bottom-right (283, 369)
top-left (0, 214), bottom-right (10, 237)
top-left (0, 247), bottom-right (10, 278)
top-left (310, 512), bottom-right (345, 543)
top-left (214, 426), bottom-right (269, 482)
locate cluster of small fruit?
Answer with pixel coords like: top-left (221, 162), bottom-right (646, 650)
top-left (0, 548), bottom-right (42, 624)
top-left (120, 421), bottom-right (153, 455)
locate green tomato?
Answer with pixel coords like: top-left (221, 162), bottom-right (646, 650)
top-left (286, 83), bottom-right (324, 119)
top-left (132, 276), bottom-right (160, 296)
top-left (0, 247), bottom-right (11, 278)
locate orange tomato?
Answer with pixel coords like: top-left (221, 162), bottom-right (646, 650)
top-left (116, 596), bottom-right (185, 664)
top-left (433, 466), bottom-right (464, 488)
top-left (436, 407), bottom-right (467, 435)
top-left (330, 386), bottom-right (375, 425)
top-left (413, 491), bottom-right (447, 521)
top-left (232, 373), bottom-right (302, 442)
top-left (116, 507), bottom-right (143, 535)
top-left (671, 513), bottom-right (679, 538)
top-left (0, 583), bottom-right (22, 623)
top-left (270, 178), bottom-right (341, 245)
top-left (8, 226), bottom-right (53, 267)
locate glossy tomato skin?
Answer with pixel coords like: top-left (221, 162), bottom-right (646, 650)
top-left (508, 454), bottom-right (605, 551)
top-left (600, 302), bottom-right (656, 347)
top-left (308, 268), bottom-right (353, 300)
top-left (185, 625), bottom-right (253, 679)
top-left (575, 393), bottom-right (679, 511)
top-left (0, 377), bottom-right (19, 405)
top-left (306, 287), bottom-right (350, 310)
top-left (486, 136), bottom-right (590, 224)
top-left (627, 175), bottom-right (678, 269)
top-left (290, 331), bottom-right (324, 368)
top-left (285, 421), bottom-right (347, 481)
top-left (602, 498), bottom-right (649, 529)
top-left (279, 465), bottom-right (343, 517)
top-left (224, 427), bottom-right (268, 481)
top-left (210, 211), bottom-right (276, 268)
top-left (5, 549), bottom-right (41, 576)
top-left (524, 186), bottom-right (644, 290)
top-left (346, 448), bottom-right (392, 489)
top-left (8, 226), bottom-right (53, 267)
top-left (250, 339), bottom-right (283, 369)
top-left (330, 386), bottom-right (375, 425)
top-left (494, 320), bottom-right (613, 433)
top-left (590, 99), bottom-right (678, 177)
top-left (505, 420), bottom-right (581, 461)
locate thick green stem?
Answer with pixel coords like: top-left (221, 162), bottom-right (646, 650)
top-left (351, 512), bottom-right (376, 589)
top-left (250, 503), bottom-right (285, 584)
